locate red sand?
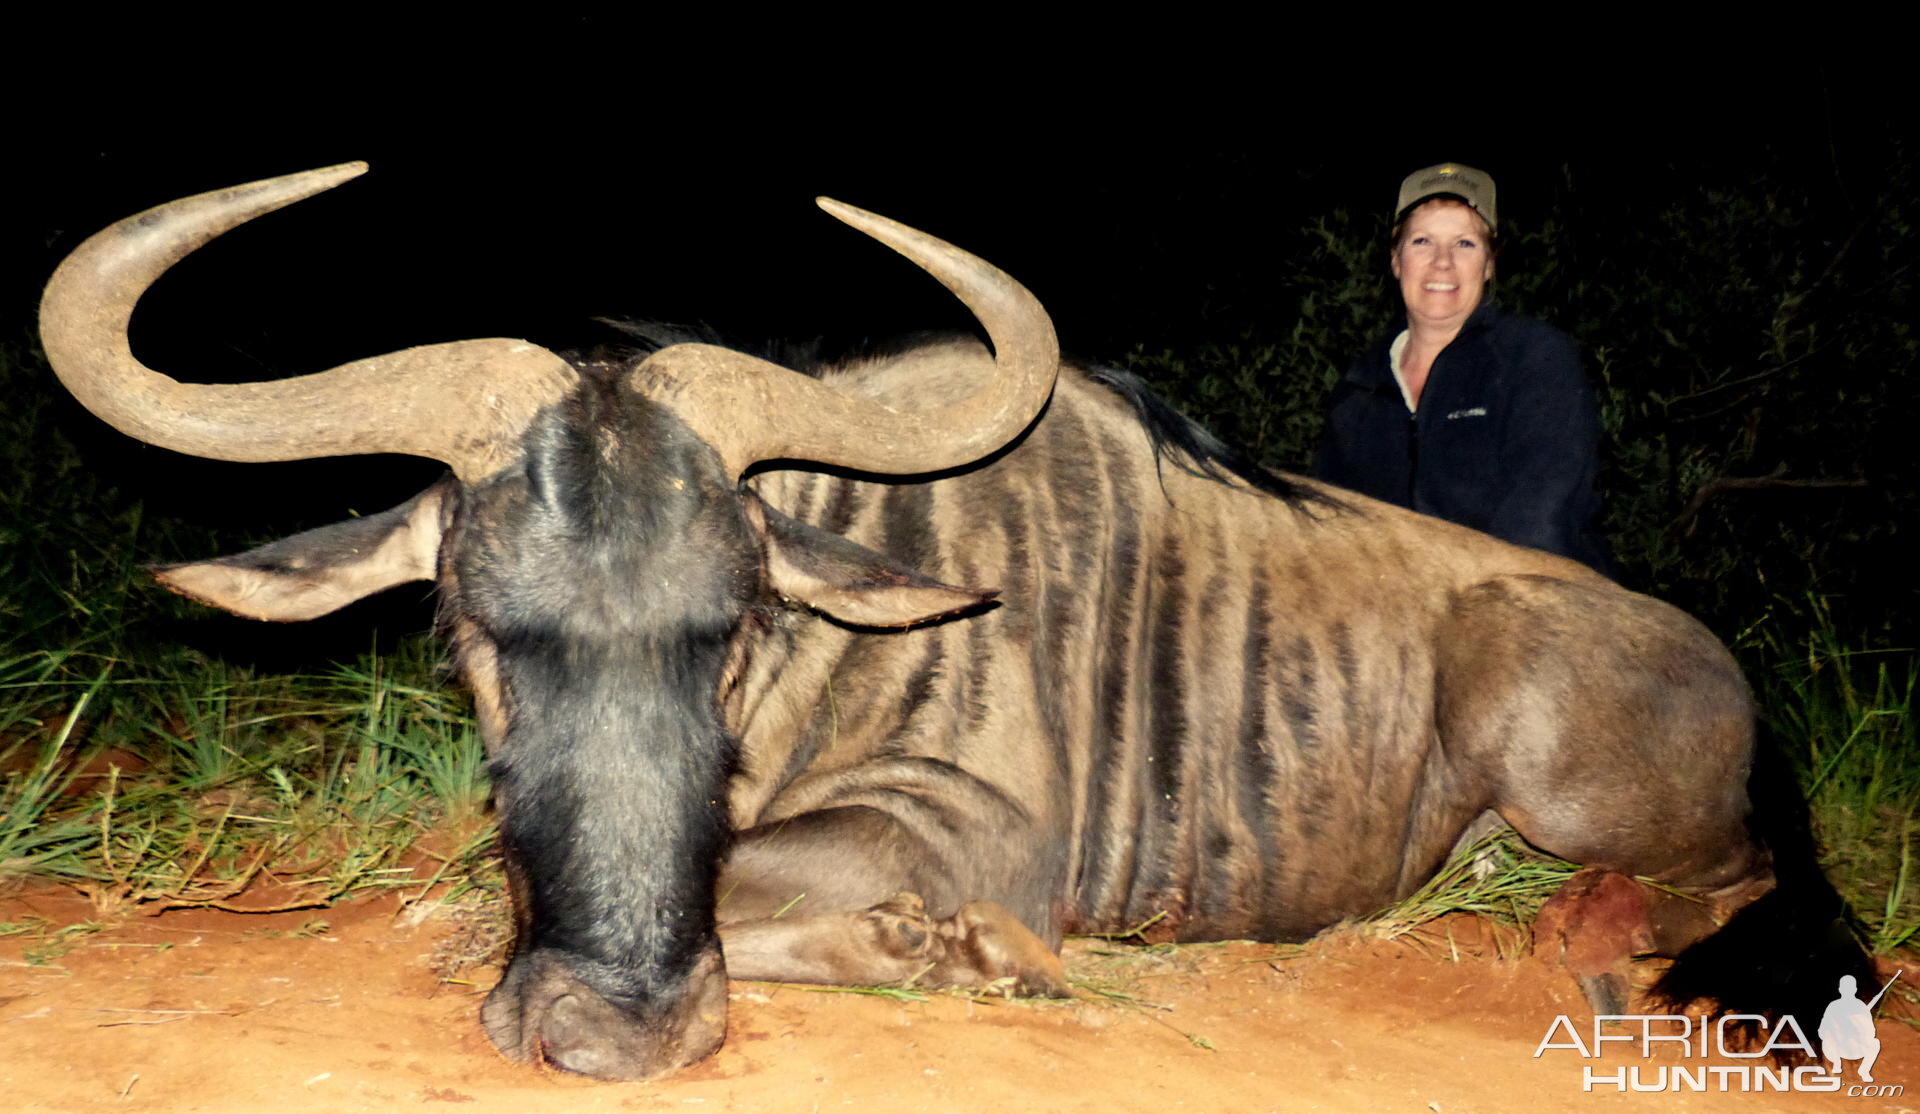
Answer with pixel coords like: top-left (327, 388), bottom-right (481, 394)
top-left (3, 889), bottom-right (1913, 1113)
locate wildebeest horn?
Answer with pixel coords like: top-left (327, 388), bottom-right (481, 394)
top-left (627, 198), bottom-right (1059, 477)
top-left (38, 163), bottom-right (579, 483)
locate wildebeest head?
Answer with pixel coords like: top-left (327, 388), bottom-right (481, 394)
top-left (39, 164), bottom-right (1059, 1078)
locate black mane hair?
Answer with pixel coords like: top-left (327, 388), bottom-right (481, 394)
top-left (588, 319), bottom-right (839, 379)
top-left (1082, 366), bottom-right (1341, 513)
top-left (586, 322), bottom-right (1341, 512)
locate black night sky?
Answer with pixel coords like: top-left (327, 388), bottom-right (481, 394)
top-left (23, 71), bottom-right (1898, 367)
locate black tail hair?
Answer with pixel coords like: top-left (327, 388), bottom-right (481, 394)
top-left (1650, 725), bottom-right (1877, 1060)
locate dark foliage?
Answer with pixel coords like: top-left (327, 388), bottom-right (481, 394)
top-left (1126, 143), bottom-right (1920, 651)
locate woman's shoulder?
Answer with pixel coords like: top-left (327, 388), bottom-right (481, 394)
top-left (1472, 305), bottom-right (1580, 369)
top-left (1470, 301), bottom-right (1562, 336)
top-left (1338, 329), bottom-right (1401, 386)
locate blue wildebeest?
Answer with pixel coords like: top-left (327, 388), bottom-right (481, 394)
top-left (40, 165), bottom-right (1868, 1079)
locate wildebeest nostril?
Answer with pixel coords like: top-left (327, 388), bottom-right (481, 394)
top-left (540, 993), bottom-right (609, 1077)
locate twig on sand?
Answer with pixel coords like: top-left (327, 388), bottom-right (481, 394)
top-left (748, 981), bottom-right (932, 1004)
top-left (1076, 911), bottom-right (1170, 942)
top-left (91, 1005), bottom-right (240, 1028)
top-left (1071, 981), bottom-right (1174, 1012)
top-left (92, 1006), bottom-right (236, 1015)
top-left (1, 959), bottom-right (70, 974)
top-left (97, 1015), bottom-right (185, 1028)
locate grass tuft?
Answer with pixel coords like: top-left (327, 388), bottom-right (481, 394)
top-left (1364, 829), bottom-right (1579, 947)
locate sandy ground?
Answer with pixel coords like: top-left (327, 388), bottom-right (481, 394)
top-left (2, 889), bottom-right (1914, 1114)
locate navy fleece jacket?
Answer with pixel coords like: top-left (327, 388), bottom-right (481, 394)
top-left (1316, 301), bottom-right (1614, 575)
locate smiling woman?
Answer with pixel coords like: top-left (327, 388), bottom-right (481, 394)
top-left (1391, 201), bottom-right (1495, 381)
top-left (1315, 163), bottom-right (1613, 575)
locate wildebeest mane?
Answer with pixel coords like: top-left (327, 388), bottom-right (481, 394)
top-left (587, 319), bottom-right (841, 380)
top-left (588, 322), bottom-right (1337, 512)
top-left (1080, 366), bottom-right (1337, 512)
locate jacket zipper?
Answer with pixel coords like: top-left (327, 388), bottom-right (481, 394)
top-left (1406, 409), bottom-right (1421, 509)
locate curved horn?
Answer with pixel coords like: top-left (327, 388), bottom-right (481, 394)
top-left (630, 198), bottom-right (1059, 477)
top-left (38, 164), bottom-right (577, 483)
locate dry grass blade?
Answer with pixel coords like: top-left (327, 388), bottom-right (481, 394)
top-left (748, 980), bottom-right (931, 1004)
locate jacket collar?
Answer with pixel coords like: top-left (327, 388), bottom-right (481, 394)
top-left (1454, 295), bottom-right (1504, 340)
top-left (1344, 298), bottom-right (1505, 389)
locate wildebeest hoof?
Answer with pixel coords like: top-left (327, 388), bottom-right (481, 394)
top-left (852, 893), bottom-right (1067, 996)
top-left (941, 900), bottom-right (1071, 997)
top-left (866, 892), bottom-right (936, 955)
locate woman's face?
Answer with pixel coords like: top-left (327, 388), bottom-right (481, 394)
top-left (1390, 200), bottom-right (1493, 333)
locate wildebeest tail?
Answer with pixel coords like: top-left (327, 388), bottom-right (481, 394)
top-left (1650, 726), bottom-right (1877, 1056)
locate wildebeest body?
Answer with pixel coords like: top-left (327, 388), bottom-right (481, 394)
top-left (39, 165), bottom-right (1864, 1081)
top-left (719, 347), bottom-right (1757, 949)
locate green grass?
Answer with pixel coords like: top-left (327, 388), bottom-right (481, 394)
top-left (1, 638), bottom-right (495, 916)
top-left (1754, 599), bottom-right (1920, 953)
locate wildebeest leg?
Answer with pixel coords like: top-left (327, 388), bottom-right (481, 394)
top-left (718, 892), bottom-right (1069, 995)
top-left (713, 805), bottom-right (1068, 995)
top-left (1435, 577), bottom-right (1771, 1009)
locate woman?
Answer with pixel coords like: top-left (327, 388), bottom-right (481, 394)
top-left (1316, 163), bottom-right (1613, 575)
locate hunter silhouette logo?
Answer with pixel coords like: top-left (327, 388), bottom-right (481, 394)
top-left (1820, 973), bottom-right (1893, 1083)
top-left (1532, 971), bottom-right (1903, 1097)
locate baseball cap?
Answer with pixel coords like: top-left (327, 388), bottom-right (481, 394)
top-left (1395, 163), bottom-right (1497, 231)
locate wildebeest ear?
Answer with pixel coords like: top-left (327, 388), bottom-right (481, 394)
top-left (151, 476), bottom-right (454, 622)
top-left (746, 494), bottom-right (997, 628)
